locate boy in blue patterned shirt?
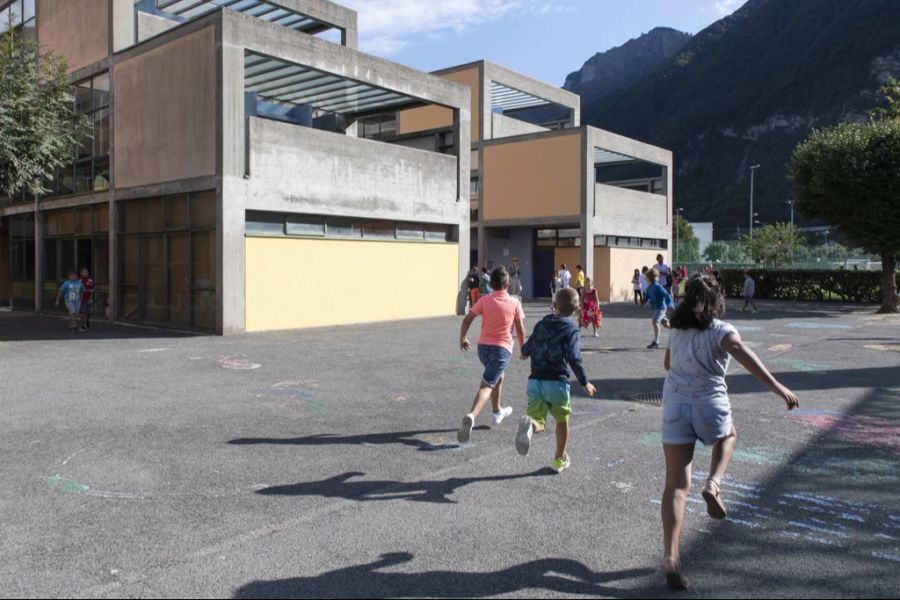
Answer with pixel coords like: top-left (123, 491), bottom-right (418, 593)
top-left (516, 288), bottom-right (596, 472)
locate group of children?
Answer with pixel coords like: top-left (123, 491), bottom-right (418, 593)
top-left (457, 265), bottom-right (800, 591)
top-left (54, 268), bottom-right (95, 333)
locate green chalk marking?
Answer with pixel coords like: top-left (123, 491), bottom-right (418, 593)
top-left (638, 433), bottom-right (790, 466)
top-left (768, 358), bottom-right (830, 374)
top-left (45, 475), bottom-right (89, 494)
top-left (304, 399), bottom-right (328, 413)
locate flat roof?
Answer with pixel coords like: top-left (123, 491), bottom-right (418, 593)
top-left (245, 51), bottom-right (425, 115)
top-left (155, 0), bottom-right (331, 33)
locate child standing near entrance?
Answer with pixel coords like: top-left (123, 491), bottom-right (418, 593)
top-left (457, 266), bottom-right (526, 443)
top-left (55, 271), bottom-right (85, 334)
top-left (515, 288), bottom-right (596, 473)
top-left (578, 277), bottom-right (603, 337)
top-left (659, 273), bottom-right (799, 590)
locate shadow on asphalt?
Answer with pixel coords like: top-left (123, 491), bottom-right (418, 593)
top-left (254, 469), bottom-right (554, 504)
top-left (573, 300), bottom-right (873, 322)
top-left (0, 311), bottom-right (193, 341)
top-left (625, 385), bottom-right (900, 597)
top-left (233, 553), bottom-right (654, 599)
top-left (229, 429), bottom-right (463, 452)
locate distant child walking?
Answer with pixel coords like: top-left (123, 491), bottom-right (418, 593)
top-left (55, 271), bottom-right (85, 334)
top-left (574, 265), bottom-right (586, 298)
top-left (516, 288), bottom-right (596, 473)
top-left (578, 277), bottom-right (603, 337)
top-left (479, 267), bottom-right (491, 298)
top-left (640, 266), bottom-right (650, 307)
top-left (467, 266), bottom-right (480, 309)
top-left (457, 266), bottom-right (526, 443)
top-left (632, 268), bottom-right (642, 305)
top-left (742, 270), bottom-right (758, 313)
top-left (659, 273), bottom-right (799, 590)
top-left (646, 268), bottom-right (674, 349)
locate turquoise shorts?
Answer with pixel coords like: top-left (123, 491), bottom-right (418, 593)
top-left (527, 379), bottom-right (572, 426)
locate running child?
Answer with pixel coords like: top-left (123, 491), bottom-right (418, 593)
top-left (79, 267), bottom-right (95, 330)
top-left (646, 268), bottom-right (674, 349)
top-left (55, 271), bottom-right (85, 334)
top-left (578, 277), bottom-right (602, 337)
top-left (515, 288), bottom-right (596, 473)
top-left (457, 266), bottom-right (526, 443)
top-left (659, 273), bottom-right (799, 590)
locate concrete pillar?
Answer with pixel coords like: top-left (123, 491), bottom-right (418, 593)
top-left (33, 202), bottom-right (42, 312)
top-left (580, 130), bottom-right (594, 287)
top-left (108, 199), bottom-right (118, 320)
top-left (111, 0), bottom-right (135, 52)
top-left (218, 39), bottom-right (246, 334)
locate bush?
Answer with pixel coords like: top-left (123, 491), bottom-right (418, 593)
top-left (716, 269), bottom-right (883, 303)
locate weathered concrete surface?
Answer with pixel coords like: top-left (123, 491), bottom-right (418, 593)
top-left (594, 184), bottom-right (669, 241)
top-left (0, 301), bottom-right (898, 598)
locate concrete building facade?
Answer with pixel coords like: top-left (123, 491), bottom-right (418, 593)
top-left (0, 0), bottom-right (470, 333)
top-left (370, 61), bottom-right (673, 302)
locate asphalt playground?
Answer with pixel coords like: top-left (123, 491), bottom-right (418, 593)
top-left (0, 299), bottom-right (898, 598)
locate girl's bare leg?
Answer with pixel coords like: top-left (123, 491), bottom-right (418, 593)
top-left (708, 424), bottom-right (737, 484)
top-left (662, 443), bottom-right (695, 572)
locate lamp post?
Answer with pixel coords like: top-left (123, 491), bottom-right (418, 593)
top-left (787, 200), bottom-right (794, 264)
top-left (674, 207), bottom-right (684, 264)
top-left (749, 164), bottom-right (761, 240)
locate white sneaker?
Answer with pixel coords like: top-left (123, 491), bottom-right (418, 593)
top-left (492, 406), bottom-right (513, 426)
top-left (515, 415), bottom-right (533, 456)
top-left (457, 414), bottom-right (474, 444)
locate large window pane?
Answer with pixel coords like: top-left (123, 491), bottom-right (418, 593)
top-left (43, 239), bottom-right (57, 280)
top-left (191, 230), bottom-right (215, 290)
top-left (76, 237), bottom-right (92, 274)
top-left (168, 234), bottom-right (190, 326)
top-left (57, 209), bottom-right (74, 235)
top-left (143, 235), bottom-right (165, 321)
top-left (75, 207), bottom-right (91, 234)
top-left (190, 191), bottom-right (216, 228)
top-left (74, 80), bottom-right (92, 114)
top-left (121, 202), bottom-right (140, 233)
top-left (93, 157), bottom-right (110, 191)
top-left (75, 161), bottom-right (92, 193)
top-left (192, 290), bottom-right (216, 330)
top-left (60, 239), bottom-right (75, 275)
top-left (93, 205), bottom-right (109, 232)
top-left (121, 235), bottom-right (139, 285)
top-left (165, 196), bottom-right (189, 229)
top-left (93, 108), bottom-right (110, 157)
top-left (24, 0), bottom-right (35, 22)
top-left (140, 198), bottom-right (163, 232)
top-left (92, 72), bottom-right (110, 109)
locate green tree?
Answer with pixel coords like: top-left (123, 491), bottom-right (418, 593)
top-left (0, 20), bottom-right (83, 199)
top-left (739, 223), bottom-right (805, 267)
top-left (703, 240), bottom-right (750, 264)
top-left (870, 76), bottom-right (900, 121)
top-left (789, 116), bottom-right (900, 312)
top-left (672, 214), bottom-right (700, 263)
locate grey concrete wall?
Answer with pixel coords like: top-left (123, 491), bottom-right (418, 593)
top-left (490, 113), bottom-right (549, 140)
top-left (137, 11), bottom-right (179, 43)
top-left (241, 117), bottom-right (461, 223)
top-left (594, 184), bottom-right (669, 240)
top-left (483, 227), bottom-right (534, 298)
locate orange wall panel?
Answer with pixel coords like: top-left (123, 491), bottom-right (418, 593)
top-left (114, 27), bottom-right (217, 189)
top-left (398, 66), bottom-right (480, 143)
top-left (37, 0), bottom-right (109, 73)
top-left (483, 133), bottom-right (583, 221)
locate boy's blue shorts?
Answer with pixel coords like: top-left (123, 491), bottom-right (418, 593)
top-left (477, 344), bottom-right (511, 387)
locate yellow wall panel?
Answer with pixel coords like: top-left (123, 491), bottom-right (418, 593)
top-left (245, 237), bottom-right (459, 331)
top-left (483, 133), bottom-right (582, 221)
top-left (596, 247), bottom-right (666, 302)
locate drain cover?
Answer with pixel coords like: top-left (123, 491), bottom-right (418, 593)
top-left (626, 392), bottom-right (663, 405)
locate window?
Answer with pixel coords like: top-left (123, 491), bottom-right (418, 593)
top-left (44, 72), bottom-right (111, 198)
top-left (245, 211), bottom-right (457, 244)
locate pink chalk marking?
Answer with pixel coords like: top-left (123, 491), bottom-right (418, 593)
top-left (792, 414), bottom-right (900, 454)
top-left (217, 356), bottom-right (261, 370)
top-left (270, 380), bottom-right (317, 389)
top-left (769, 343), bottom-right (793, 352)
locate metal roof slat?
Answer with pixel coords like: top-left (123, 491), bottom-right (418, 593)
top-left (278, 82), bottom-right (373, 105)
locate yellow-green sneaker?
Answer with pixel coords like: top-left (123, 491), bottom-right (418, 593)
top-left (551, 454), bottom-right (571, 473)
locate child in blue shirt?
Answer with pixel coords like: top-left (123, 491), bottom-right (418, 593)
top-left (55, 271), bottom-right (85, 334)
top-left (646, 267), bottom-right (674, 349)
top-left (516, 288), bottom-right (596, 473)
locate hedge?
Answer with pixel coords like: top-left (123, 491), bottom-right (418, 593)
top-left (715, 269), bottom-right (883, 303)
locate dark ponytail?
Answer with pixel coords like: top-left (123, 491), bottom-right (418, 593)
top-left (669, 273), bottom-right (725, 330)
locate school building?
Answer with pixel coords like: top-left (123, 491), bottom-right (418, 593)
top-left (0, 0), bottom-right (471, 333)
top-left (380, 61), bottom-right (673, 301)
top-left (0, 2), bottom-right (672, 334)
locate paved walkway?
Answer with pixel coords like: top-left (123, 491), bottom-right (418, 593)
top-left (0, 301), bottom-right (898, 598)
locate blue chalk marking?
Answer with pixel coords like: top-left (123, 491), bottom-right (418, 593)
top-left (787, 322), bottom-right (851, 329)
top-left (735, 325), bottom-right (764, 332)
top-left (790, 409), bottom-right (847, 416)
top-left (255, 388), bottom-right (315, 398)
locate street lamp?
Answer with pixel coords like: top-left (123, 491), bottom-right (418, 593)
top-left (749, 164), bottom-right (761, 240)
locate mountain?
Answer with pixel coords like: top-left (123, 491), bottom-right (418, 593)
top-left (569, 0), bottom-right (900, 239)
top-left (563, 27), bottom-right (691, 103)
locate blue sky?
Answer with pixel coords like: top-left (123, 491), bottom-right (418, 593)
top-left (337, 0), bottom-right (746, 86)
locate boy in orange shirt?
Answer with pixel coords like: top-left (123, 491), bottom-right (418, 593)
top-left (457, 266), bottom-right (526, 443)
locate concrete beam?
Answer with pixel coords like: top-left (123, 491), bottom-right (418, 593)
top-left (267, 0), bottom-right (358, 48)
top-left (586, 126), bottom-right (672, 168)
top-left (483, 61), bottom-right (580, 110)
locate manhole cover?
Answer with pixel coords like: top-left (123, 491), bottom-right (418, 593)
top-left (626, 392), bottom-right (663, 405)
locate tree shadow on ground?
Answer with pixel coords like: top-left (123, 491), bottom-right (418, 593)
top-left (228, 429), bottom-right (478, 452)
top-left (628, 385), bottom-right (900, 597)
top-left (255, 469), bottom-right (553, 504)
top-left (233, 552), bottom-right (653, 599)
